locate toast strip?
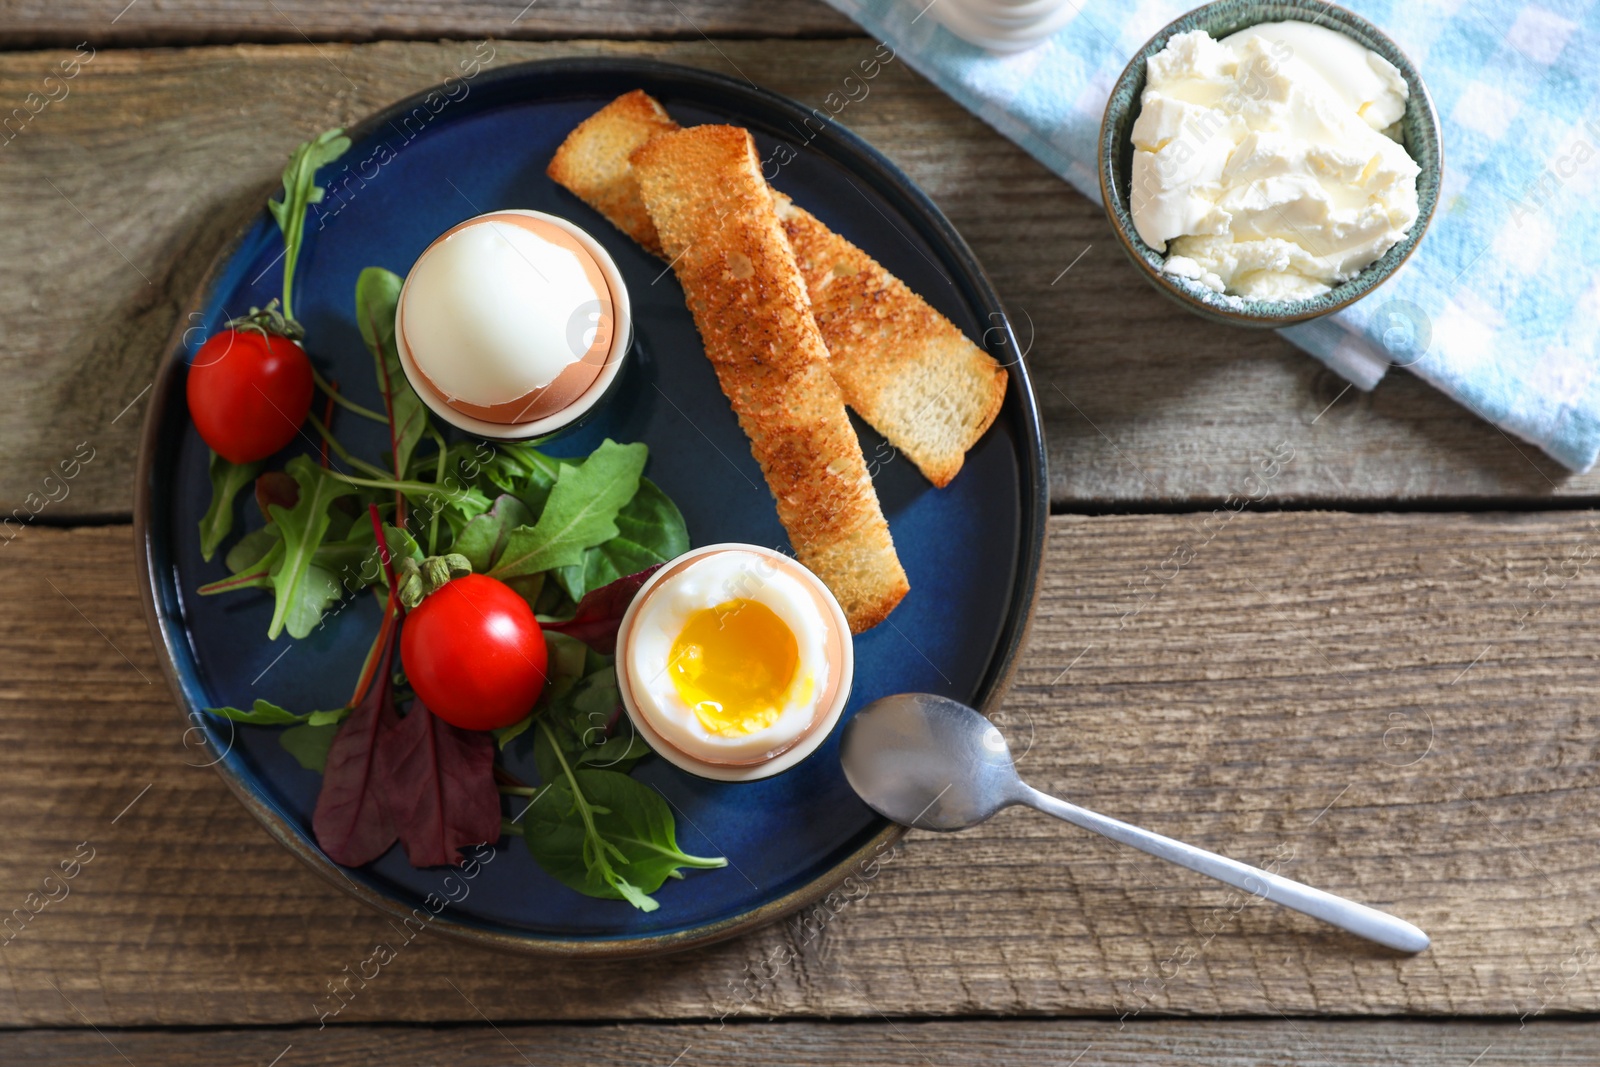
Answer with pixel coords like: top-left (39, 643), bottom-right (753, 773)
top-left (548, 92), bottom-right (1008, 487)
top-left (546, 90), bottom-right (679, 257)
top-left (630, 125), bottom-right (909, 632)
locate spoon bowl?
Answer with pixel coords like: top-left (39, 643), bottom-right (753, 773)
top-left (840, 692), bottom-right (1025, 831)
top-left (842, 693), bottom-right (1431, 954)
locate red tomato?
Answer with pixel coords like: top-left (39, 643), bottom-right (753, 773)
top-left (401, 574), bottom-right (549, 731)
top-left (186, 328), bottom-right (314, 464)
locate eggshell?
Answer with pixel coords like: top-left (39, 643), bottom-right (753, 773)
top-left (399, 212), bottom-right (613, 425)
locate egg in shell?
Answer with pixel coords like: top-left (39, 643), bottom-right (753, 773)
top-left (618, 545), bottom-right (853, 781)
top-left (395, 209), bottom-right (628, 435)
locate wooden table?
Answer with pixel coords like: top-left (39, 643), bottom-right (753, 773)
top-left (4, 3), bottom-right (1598, 1063)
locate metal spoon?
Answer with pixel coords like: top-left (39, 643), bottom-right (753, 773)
top-left (839, 693), bottom-right (1430, 954)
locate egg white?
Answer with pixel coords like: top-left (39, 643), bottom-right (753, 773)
top-left (625, 550), bottom-right (831, 763)
top-left (401, 220), bottom-right (599, 405)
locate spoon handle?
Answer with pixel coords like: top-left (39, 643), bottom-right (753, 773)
top-left (1019, 786), bottom-right (1429, 953)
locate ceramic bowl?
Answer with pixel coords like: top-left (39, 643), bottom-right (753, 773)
top-left (1098, 0), bottom-right (1442, 327)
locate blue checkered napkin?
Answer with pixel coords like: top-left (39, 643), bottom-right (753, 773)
top-left (820, 0), bottom-right (1600, 473)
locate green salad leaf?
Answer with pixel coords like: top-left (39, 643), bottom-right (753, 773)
top-left (568, 669), bottom-right (649, 772)
top-left (355, 267), bottom-right (427, 481)
top-left (226, 524), bottom-right (281, 574)
top-left (552, 477), bottom-right (689, 601)
top-left (269, 128), bottom-right (350, 323)
top-left (453, 494), bottom-right (536, 573)
top-left (280, 721), bottom-right (340, 772)
top-left (199, 453), bottom-right (263, 562)
top-left (207, 698), bottom-right (346, 727)
top-left (266, 456), bottom-right (356, 639)
top-left (475, 441), bottom-right (563, 503)
top-left (490, 440), bottom-right (647, 580)
top-left (198, 529), bottom-right (281, 595)
top-left (207, 698), bottom-right (306, 725)
top-left (524, 723), bottom-right (725, 911)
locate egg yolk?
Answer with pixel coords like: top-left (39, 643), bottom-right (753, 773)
top-left (668, 599), bottom-right (799, 737)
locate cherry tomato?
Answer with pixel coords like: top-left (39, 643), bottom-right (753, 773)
top-left (401, 574), bottom-right (549, 731)
top-left (186, 328), bottom-right (314, 464)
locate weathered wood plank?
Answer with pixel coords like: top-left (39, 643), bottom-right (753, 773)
top-left (0, 1018), bottom-right (1583, 1066)
top-left (5, 513), bottom-right (1600, 1025)
top-left (0, 1), bottom-right (857, 48)
top-left (0, 40), bottom-right (1589, 523)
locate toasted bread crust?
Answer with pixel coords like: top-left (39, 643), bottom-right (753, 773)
top-left (631, 125), bottom-right (909, 632)
top-left (774, 193), bottom-right (1009, 487)
top-left (547, 91), bottom-right (1009, 486)
top-left (546, 90), bottom-right (677, 256)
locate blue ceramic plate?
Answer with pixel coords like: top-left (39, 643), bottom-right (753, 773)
top-left (135, 58), bottom-right (1047, 957)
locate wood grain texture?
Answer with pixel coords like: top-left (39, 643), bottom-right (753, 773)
top-left (0, 40), bottom-right (1591, 523)
top-left (7, 513), bottom-right (1600, 1026)
top-left (0, 1018), bottom-right (1586, 1066)
top-left (0, 0), bottom-right (857, 48)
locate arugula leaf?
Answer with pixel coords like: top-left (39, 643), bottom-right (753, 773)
top-left (436, 486), bottom-right (494, 542)
top-left (266, 455), bottom-right (356, 640)
top-left (226, 525), bottom-right (282, 574)
top-left (208, 698), bottom-right (346, 732)
top-left (343, 521), bottom-right (423, 583)
top-left (197, 546), bottom-right (281, 595)
top-left (206, 698), bottom-right (305, 725)
top-left (523, 724), bottom-right (725, 910)
top-left (489, 440), bottom-right (647, 580)
top-left (199, 453), bottom-right (263, 562)
top-left (552, 478), bottom-right (686, 601)
top-left (281, 721), bottom-right (339, 772)
top-left (453, 494), bottom-right (535, 573)
top-left (488, 442), bottom-right (566, 512)
top-left (324, 498), bottom-right (359, 544)
top-left (355, 267), bottom-right (427, 483)
top-left (269, 128), bottom-right (350, 323)
top-left (204, 699), bottom-right (347, 771)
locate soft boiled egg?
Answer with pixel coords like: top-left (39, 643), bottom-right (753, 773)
top-left (395, 209), bottom-right (631, 437)
top-left (617, 544), bottom-right (854, 782)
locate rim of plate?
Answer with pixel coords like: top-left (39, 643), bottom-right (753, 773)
top-left (133, 56), bottom-right (1050, 959)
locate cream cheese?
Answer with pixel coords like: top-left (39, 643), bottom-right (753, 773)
top-left (1129, 21), bottom-right (1420, 301)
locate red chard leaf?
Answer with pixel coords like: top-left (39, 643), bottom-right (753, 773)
top-left (381, 699), bottom-right (502, 868)
top-left (542, 564), bottom-right (663, 655)
top-left (312, 609), bottom-right (401, 867)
